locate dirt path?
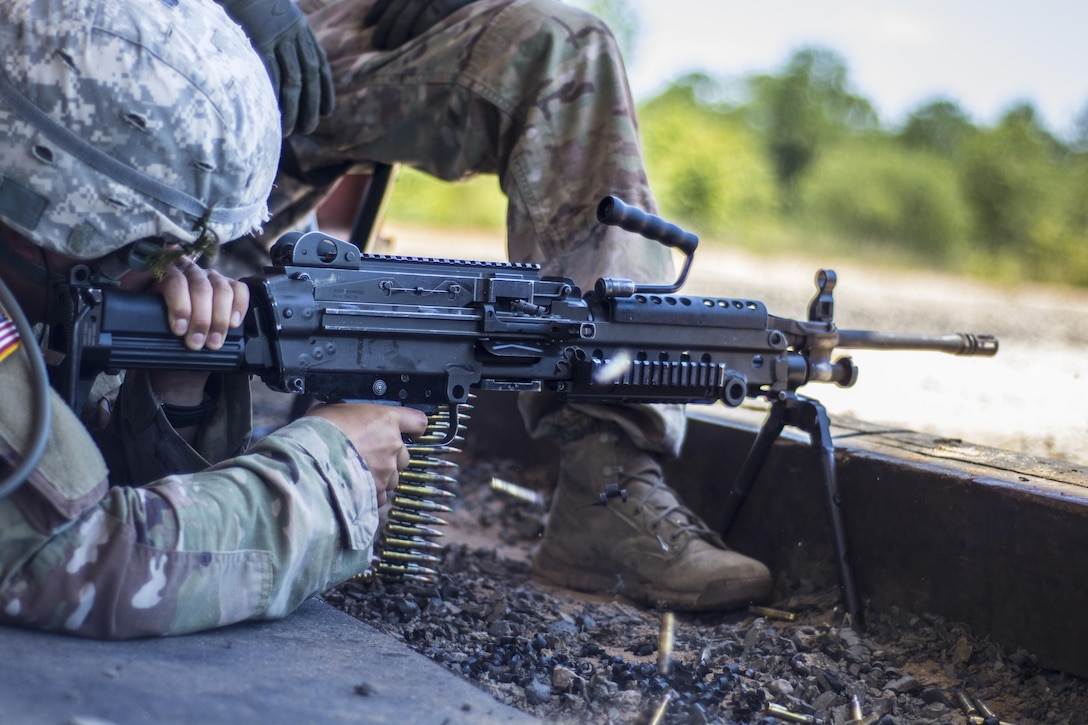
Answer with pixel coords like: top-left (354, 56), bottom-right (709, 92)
top-left (376, 223), bottom-right (1088, 467)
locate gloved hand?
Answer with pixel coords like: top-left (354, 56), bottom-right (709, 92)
top-left (364, 0), bottom-right (479, 50)
top-left (216, 0), bottom-right (334, 136)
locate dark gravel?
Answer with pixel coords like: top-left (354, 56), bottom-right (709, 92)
top-left (323, 457), bottom-right (1088, 725)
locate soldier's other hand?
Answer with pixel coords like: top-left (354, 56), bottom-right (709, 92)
top-left (153, 258), bottom-right (250, 352)
top-left (305, 404), bottom-right (429, 506)
top-left (215, 0), bottom-right (334, 136)
top-left (364, 0), bottom-right (479, 50)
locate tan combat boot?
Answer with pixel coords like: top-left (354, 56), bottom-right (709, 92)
top-left (532, 420), bottom-right (772, 611)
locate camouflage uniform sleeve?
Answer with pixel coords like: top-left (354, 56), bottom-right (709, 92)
top-left (0, 353), bottom-right (378, 638)
top-left (89, 370), bottom-right (253, 485)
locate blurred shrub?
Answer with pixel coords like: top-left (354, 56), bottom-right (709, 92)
top-left (801, 142), bottom-right (972, 259)
top-left (639, 77), bottom-right (776, 235)
top-left (382, 168), bottom-right (506, 230)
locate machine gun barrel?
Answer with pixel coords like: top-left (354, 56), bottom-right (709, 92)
top-left (48, 226), bottom-right (999, 417)
top-left (837, 330), bottom-right (998, 356)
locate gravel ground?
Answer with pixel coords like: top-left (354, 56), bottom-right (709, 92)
top-left (321, 456), bottom-right (1088, 725)
top-left (262, 223), bottom-right (1088, 723)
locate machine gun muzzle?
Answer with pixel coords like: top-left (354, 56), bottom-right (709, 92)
top-left (836, 330), bottom-right (999, 356)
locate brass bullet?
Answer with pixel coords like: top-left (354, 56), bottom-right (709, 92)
top-left (376, 561), bottom-right (440, 579)
top-left (406, 445), bottom-right (462, 456)
top-left (388, 508), bottom-right (448, 526)
top-left (392, 495), bottom-right (454, 513)
top-left (397, 471), bottom-right (459, 487)
top-left (386, 523), bottom-right (445, 539)
top-left (381, 536), bottom-right (446, 552)
top-left (415, 433), bottom-right (465, 444)
top-left (395, 482), bottom-right (457, 499)
top-left (379, 549), bottom-right (442, 564)
top-left (408, 456), bottom-right (459, 470)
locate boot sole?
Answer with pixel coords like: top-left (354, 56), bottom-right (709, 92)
top-left (532, 546), bottom-right (772, 612)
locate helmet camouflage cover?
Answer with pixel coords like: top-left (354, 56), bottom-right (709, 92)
top-left (0, 0), bottom-right (281, 259)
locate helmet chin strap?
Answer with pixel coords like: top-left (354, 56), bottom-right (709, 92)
top-left (0, 230), bottom-right (63, 287)
top-left (0, 232), bottom-right (173, 289)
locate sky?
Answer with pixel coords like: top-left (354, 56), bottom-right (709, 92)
top-left (620, 0), bottom-right (1088, 139)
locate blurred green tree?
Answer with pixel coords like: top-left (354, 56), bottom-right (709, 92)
top-left (802, 141), bottom-right (971, 259)
top-left (746, 47), bottom-right (877, 210)
top-left (639, 73), bottom-right (775, 235)
top-left (898, 99), bottom-right (976, 156)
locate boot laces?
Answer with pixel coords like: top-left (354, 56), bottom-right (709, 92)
top-left (621, 466), bottom-right (718, 550)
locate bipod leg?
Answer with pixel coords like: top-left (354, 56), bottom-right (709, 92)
top-left (719, 406), bottom-right (786, 535)
top-left (796, 396), bottom-right (862, 628)
top-left (721, 394), bottom-right (862, 627)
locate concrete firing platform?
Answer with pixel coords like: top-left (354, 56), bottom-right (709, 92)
top-left (0, 597), bottom-right (538, 725)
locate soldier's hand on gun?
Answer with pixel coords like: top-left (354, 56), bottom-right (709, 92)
top-left (364, 0), bottom-right (479, 50)
top-left (215, 0), bottom-right (335, 136)
top-left (305, 403), bottom-right (429, 505)
top-left (153, 257), bottom-right (250, 353)
top-left (137, 257), bottom-right (250, 431)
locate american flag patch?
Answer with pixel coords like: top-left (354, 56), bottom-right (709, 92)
top-left (0, 306), bottom-right (21, 363)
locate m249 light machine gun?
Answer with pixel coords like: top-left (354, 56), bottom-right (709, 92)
top-left (50, 196), bottom-right (998, 623)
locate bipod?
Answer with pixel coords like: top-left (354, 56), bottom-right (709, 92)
top-left (719, 392), bottom-right (862, 627)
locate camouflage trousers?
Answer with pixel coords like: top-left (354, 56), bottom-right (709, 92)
top-left (274, 0), bottom-right (686, 455)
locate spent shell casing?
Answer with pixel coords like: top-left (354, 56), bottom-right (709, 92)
top-left (381, 536), bottom-right (446, 552)
top-left (397, 472), bottom-right (459, 488)
top-left (657, 612), bottom-right (675, 675)
top-left (749, 605), bottom-right (797, 622)
top-left (379, 549), bottom-right (442, 564)
top-left (386, 523), bottom-right (445, 539)
top-left (392, 495), bottom-right (453, 513)
top-left (647, 690), bottom-right (672, 725)
top-left (846, 716), bottom-right (881, 725)
top-left (953, 688), bottom-right (978, 715)
top-left (490, 477), bottom-right (546, 506)
top-left (849, 694), bottom-right (863, 721)
top-left (968, 717), bottom-right (1016, 725)
top-left (972, 697), bottom-right (997, 719)
top-left (765, 703), bottom-right (823, 725)
top-left (388, 508), bottom-right (448, 526)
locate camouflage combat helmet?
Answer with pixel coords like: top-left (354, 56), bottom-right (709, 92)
top-left (0, 0), bottom-right (281, 261)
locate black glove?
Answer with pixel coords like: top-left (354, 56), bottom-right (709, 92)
top-left (216, 0), bottom-right (334, 136)
top-left (364, 0), bottom-right (479, 50)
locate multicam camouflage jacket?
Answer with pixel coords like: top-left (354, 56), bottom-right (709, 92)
top-left (0, 347), bottom-right (378, 638)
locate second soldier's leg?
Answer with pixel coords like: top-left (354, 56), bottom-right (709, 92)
top-left (285, 0), bottom-right (771, 611)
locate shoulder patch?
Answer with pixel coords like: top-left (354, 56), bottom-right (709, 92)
top-left (0, 306), bottom-right (22, 362)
